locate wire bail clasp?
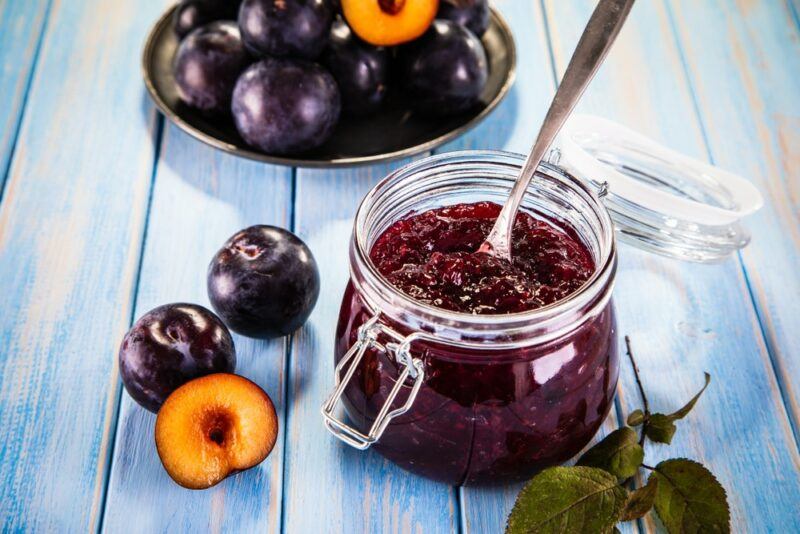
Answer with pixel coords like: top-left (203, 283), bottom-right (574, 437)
top-left (321, 315), bottom-right (425, 450)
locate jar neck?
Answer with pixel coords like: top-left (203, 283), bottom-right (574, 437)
top-left (349, 150), bottom-right (617, 348)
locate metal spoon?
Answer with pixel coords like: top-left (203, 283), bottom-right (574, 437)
top-left (479, 0), bottom-right (636, 259)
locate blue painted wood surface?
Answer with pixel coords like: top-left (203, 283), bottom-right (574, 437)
top-left (668, 0), bottom-right (800, 442)
top-left (0, 0), bottom-right (50, 192)
top-left (101, 123), bottom-right (293, 532)
top-left (543, 1), bottom-right (800, 532)
top-left (0, 0), bottom-right (798, 532)
top-left (0, 0), bottom-right (167, 530)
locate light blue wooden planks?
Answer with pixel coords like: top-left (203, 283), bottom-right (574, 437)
top-left (0, 0), bottom-right (169, 530)
top-left (435, 0), bottom-right (636, 532)
top-left (0, 0), bottom-right (50, 191)
top-left (101, 124), bottom-right (293, 533)
top-left (283, 162), bottom-right (460, 533)
top-left (667, 0), bottom-right (800, 443)
top-left (543, 0), bottom-right (800, 531)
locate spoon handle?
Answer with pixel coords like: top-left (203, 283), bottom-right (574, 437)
top-left (481, 0), bottom-right (635, 259)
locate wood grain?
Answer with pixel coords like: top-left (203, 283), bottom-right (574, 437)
top-left (0, 0), bottom-right (798, 531)
top-left (668, 0), bottom-right (800, 444)
top-left (283, 161), bottom-right (460, 534)
top-left (0, 0), bottom-right (168, 530)
top-left (100, 124), bottom-right (293, 533)
top-left (0, 0), bottom-right (50, 193)
top-left (543, 0), bottom-right (800, 531)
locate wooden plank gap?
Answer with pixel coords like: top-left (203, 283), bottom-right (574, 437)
top-left (661, 0), bottom-right (800, 450)
top-left (279, 167), bottom-right (298, 534)
top-left (736, 248), bottom-right (800, 448)
top-left (536, 0), bottom-right (560, 94)
top-left (788, 0), bottom-right (800, 33)
top-left (0, 0), bottom-right (55, 203)
top-left (95, 112), bottom-right (165, 533)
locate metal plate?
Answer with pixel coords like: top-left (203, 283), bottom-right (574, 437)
top-left (142, 7), bottom-right (517, 168)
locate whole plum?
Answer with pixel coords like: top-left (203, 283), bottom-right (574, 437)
top-left (173, 21), bottom-right (250, 113)
top-left (207, 225), bottom-right (320, 339)
top-left (238, 0), bottom-right (334, 60)
top-left (437, 0), bottom-right (490, 38)
top-left (231, 58), bottom-right (340, 155)
top-left (119, 303), bottom-right (236, 412)
top-left (173, 0), bottom-right (243, 39)
top-left (321, 19), bottom-right (389, 115)
top-left (398, 20), bottom-right (488, 116)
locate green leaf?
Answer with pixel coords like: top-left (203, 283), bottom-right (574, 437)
top-left (577, 427), bottom-right (644, 479)
top-left (627, 409), bottom-right (645, 426)
top-left (645, 413), bottom-right (677, 444)
top-left (506, 466), bottom-right (627, 534)
top-left (643, 374), bottom-right (710, 445)
top-left (620, 477), bottom-right (658, 521)
top-left (668, 373), bottom-right (711, 421)
top-left (651, 459), bottom-right (730, 534)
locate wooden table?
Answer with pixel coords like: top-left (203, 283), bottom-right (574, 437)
top-left (0, 0), bottom-right (798, 531)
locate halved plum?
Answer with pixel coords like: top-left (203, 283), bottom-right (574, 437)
top-left (341, 0), bottom-right (438, 46)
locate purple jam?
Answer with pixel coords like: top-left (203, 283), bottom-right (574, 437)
top-left (335, 202), bottom-right (617, 485)
top-left (370, 201), bottom-right (595, 314)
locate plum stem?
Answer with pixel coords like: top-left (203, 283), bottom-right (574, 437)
top-left (625, 335), bottom-right (650, 447)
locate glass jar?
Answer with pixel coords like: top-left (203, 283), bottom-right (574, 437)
top-left (323, 152), bottom-right (618, 485)
top-left (321, 117), bottom-right (763, 485)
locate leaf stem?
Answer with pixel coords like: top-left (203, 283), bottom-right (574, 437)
top-left (641, 464), bottom-right (656, 471)
top-left (625, 336), bottom-right (650, 446)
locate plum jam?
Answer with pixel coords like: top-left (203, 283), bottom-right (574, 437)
top-left (369, 201), bottom-right (595, 314)
top-left (327, 152), bottom-right (619, 485)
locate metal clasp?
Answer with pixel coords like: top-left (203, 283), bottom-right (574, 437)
top-left (321, 315), bottom-right (426, 450)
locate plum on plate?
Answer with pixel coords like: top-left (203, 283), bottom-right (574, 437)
top-left (398, 20), bottom-right (488, 116)
top-left (238, 0), bottom-right (334, 60)
top-left (207, 225), bottom-right (320, 339)
top-left (173, 21), bottom-right (250, 113)
top-left (231, 58), bottom-right (340, 155)
top-left (118, 303), bottom-right (236, 412)
top-left (173, 0), bottom-right (243, 39)
top-left (321, 19), bottom-right (389, 115)
top-left (437, 0), bottom-right (489, 37)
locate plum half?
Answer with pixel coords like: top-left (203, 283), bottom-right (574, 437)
top-left (341, 0), bottom-right (438, 46)
top-left (231, 58), bottom-right (341, 155)
top-left (155, 373), bottom-right (278, 489)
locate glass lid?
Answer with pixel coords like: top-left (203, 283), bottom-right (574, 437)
top-left (552, 114), bottom-right (763, 263)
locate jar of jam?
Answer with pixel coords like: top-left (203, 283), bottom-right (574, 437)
top-left (322, 116), bottom-right (763, 485)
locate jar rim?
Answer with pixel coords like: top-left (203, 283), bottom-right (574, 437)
top-left (351, 150), bottom-right (617, 341)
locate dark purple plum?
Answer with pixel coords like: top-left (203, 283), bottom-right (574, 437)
top-left (437, 0), bottom-right (490, 37)
top-left (173, 21), bottom-right (250, 113)
top-left (173, 0), bottom-right (243, 39)
top-left (207, 225), bottom-right (320, 339)
top-left (398, 20), bottom-right (487, 116)
top-left (238, 0), bottom-right (334, 60)
top-left (119, 304), bottom-right (236, 412)
top-left (231, 58), bottom-right (340, 154)
top-left (321, 19), bottom-right (389, 116)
